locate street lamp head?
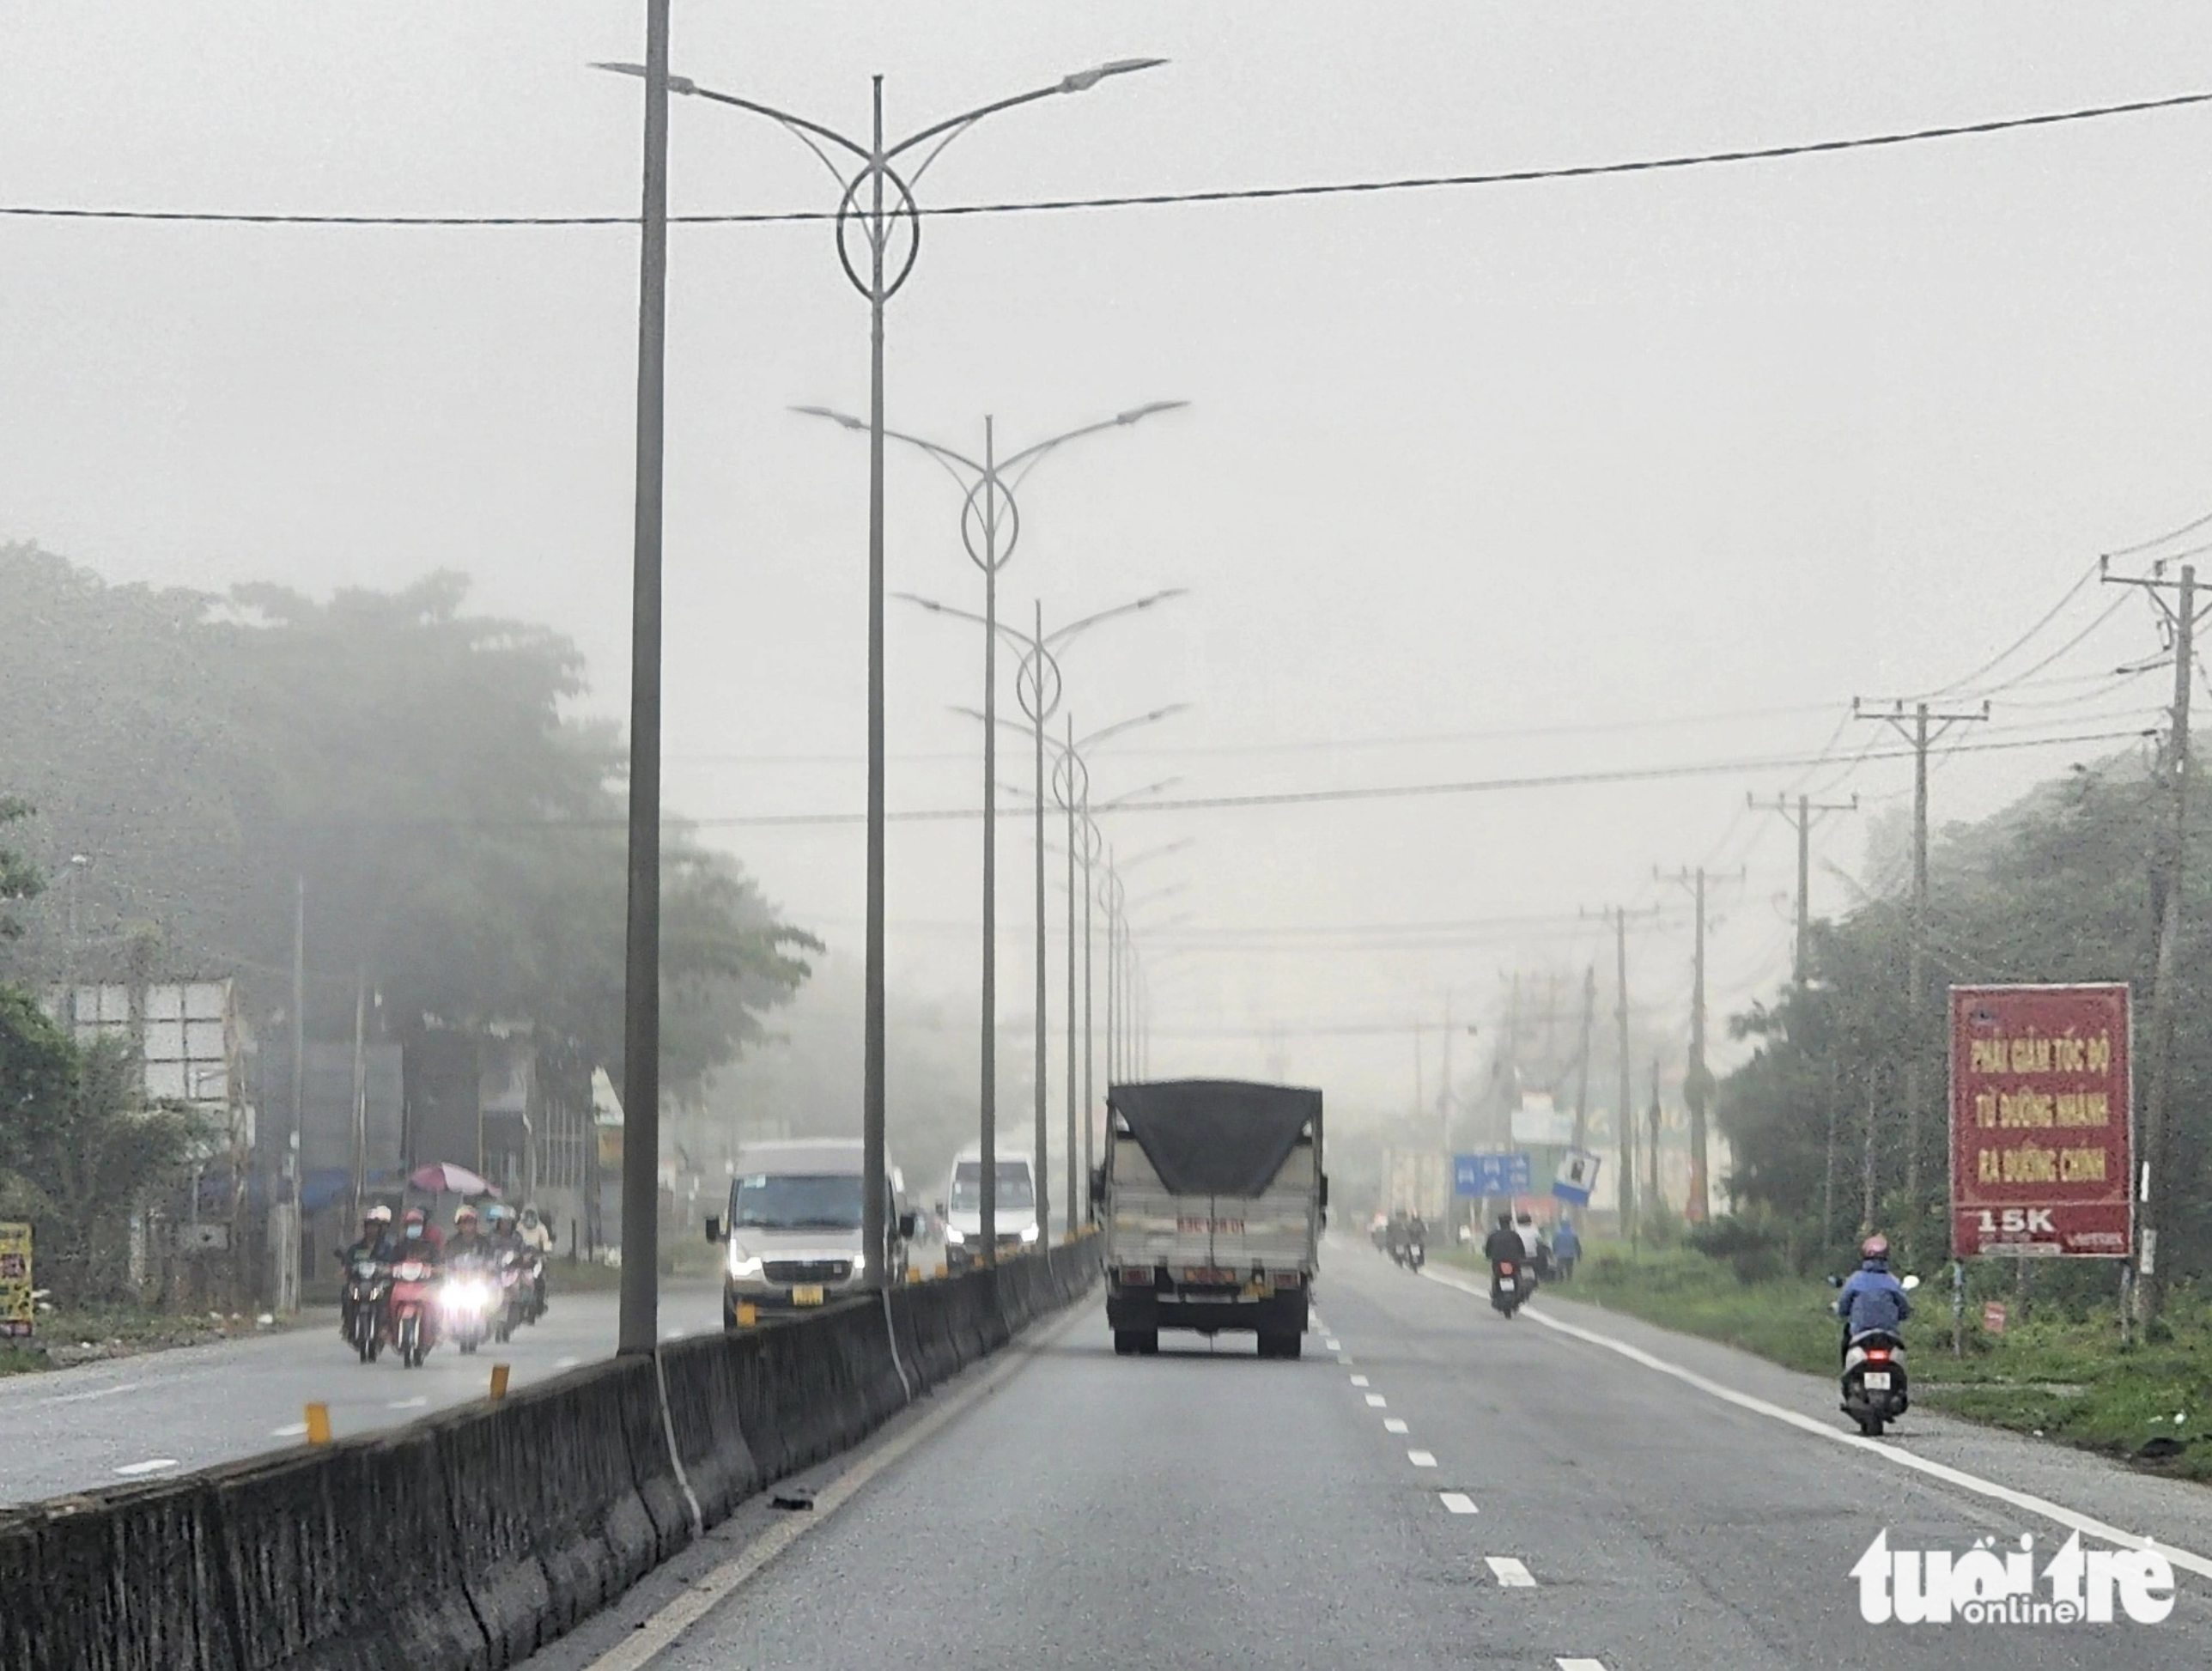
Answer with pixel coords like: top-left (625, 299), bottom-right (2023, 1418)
top-left (1058, 57), bottom-right (1169, 94)
top-left (792, 404), bottom-right (868, 432)
top-left (588, 61), bottom-right (697, 94)
top-left (892, 591), bottom-right (950, 614)
top-left (1115, 399), bottom-right (1189, 425)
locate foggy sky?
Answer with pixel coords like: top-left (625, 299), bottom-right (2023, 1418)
top-left (3, 3), bottom-right (2206, 1119)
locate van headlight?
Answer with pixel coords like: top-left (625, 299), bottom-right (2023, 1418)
top-left (1019, 1223), bottom-right (1040, 1244)
top-left (729, 1249), bottom-right (763, 1279)
top-left (944, 1226), bottom-right (965, 1245)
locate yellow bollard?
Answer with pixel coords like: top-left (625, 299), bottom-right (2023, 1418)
top-left (304, 1403), bottom-right (331, 1446)
top-left (932, 1262), bottom-right (948, 1280)
top-left (489, 1364), bottom-right (511, 1401)
top-left (737, 1301), bottom-right (758, 1328)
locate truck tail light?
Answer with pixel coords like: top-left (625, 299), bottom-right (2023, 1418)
top-left (1117, 1266), bottom-right (1154, 1286)
top-left (1271, 1271), bottom-right (1304, 1288)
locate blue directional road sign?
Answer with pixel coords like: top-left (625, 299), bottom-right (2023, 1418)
top-left (1454, 1152), bottom-right (1532, 1198)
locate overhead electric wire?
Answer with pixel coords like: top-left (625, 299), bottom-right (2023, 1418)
top-left (1914, 558), bottom-right (2101, 700)
top-left (6, 87), bottom-right (2210, 228)
top-left (661, 725), bottom-right (2149, 829)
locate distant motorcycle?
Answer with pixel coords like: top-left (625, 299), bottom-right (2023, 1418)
top-left (343, 1259), bottom-right (389, 1363)
top-left (494, 1249), bottom-right (544, 1341)
top-left (387, 1259), bottom-right (440, 1369)
top-left (1490, 1257), bottom-right (1530, 1318)
top-left (1831, 1273), bottom-right (1920, 1437)
top-left (1401, 1236), bottom-right (1425, 1272)
top-left (439, 1261), bottom-right (496, 1356)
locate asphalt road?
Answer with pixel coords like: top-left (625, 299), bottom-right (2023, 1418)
top-left (521, 1233), bottom-right (2212, 1671)
top-left (0, 1279), bottom-right (725, 1506)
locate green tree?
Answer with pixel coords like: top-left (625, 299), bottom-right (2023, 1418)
top-left (0, 546), bottom-right (811, 1103)
top-left (1715, 753), bottom-right (2212, 1276)
top-left (0, 799), bottom-right (39, 939)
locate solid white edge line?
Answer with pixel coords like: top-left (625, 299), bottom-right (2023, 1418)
top-left (1420, 1263), bottom-right (2212, 1582)
top-left (1485, 1555), bottom-right (1537, 1587)
top-left (580, 1301), bottom-right (1090, 1671)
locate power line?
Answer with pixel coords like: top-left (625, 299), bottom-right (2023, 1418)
top-left (5, 88), bottom-right (2209, 229)
top-left (684, 724), bottom-right (2147, 827)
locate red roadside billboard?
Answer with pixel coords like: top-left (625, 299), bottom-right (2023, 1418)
top-left (1949, 984), bottom-right (2132, 1259)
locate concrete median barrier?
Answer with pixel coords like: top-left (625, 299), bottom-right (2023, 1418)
top-left (0, 1246), bottom-right (1099, 1671)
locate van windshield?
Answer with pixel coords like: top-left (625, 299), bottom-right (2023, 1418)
top-left (730, 1173), bottom-right (864, 1231)
top-left (949, 1161), bottom-right (1034, 1212)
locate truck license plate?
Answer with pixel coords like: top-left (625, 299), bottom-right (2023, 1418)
top-left (1862, 1371), bottom-right (1891, 1390)
top-left (1181, 1267), bottom-right (1236, 1285)
top-left (793, 1285), bottom-right (825, 1306)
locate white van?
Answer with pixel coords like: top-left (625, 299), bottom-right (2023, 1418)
top-left (705, 1139), bottom-right (914, 1325)
top-left (942, 1145), bottom-right (1038, 1273)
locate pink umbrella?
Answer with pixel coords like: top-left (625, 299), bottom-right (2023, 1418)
top-left (409, 1162), bottom-right (499, 1199)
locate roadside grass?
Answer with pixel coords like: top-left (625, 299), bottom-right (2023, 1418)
top-left (1443, 1241), bottom-right (2212, 1483)
top-left (0, 1303), bottom-right (296, 1376)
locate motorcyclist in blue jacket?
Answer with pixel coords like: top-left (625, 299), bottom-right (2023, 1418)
top-left (1835, 1234), bottom-right (1911, 1362)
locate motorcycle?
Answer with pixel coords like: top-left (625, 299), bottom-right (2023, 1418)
top-left (1490, 1257), bottom-right (1531, 1318)
top-left (342, 1258), bottom-right (389, 1363)
top-left (387, 1258), bottom-right (441, 1368)
top-left (1831, 1272), bottom-right (1920, 1436)
top-left (494, 1250), bottom-right (538, 1342)
top-left (1402, 1236), bottom-right (1425, 1272)
top-left (439, 1261), bottom-right (497, 1356)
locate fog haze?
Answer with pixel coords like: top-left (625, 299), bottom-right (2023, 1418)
top-left (6, 2), bottom-right (2207, 1121)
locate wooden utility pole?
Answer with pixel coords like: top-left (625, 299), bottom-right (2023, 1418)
top-left (1657, 866), bottom-right (1739, 1223)
top-left (2100, 557), bottom-right (2207, 1321)
top-left (1853, 697), bottom-right (1987, 1250)
top-left (1615, 911), bottom-right (1635, 1237)
top-left (1646, 1057), bottom-right (1663, 1217)
top-left (1748, 791), bottom-right (1859, 984)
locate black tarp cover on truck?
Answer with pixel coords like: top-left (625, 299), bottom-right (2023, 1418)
top-left (1108, 1079), bottom-right (1322, 1197)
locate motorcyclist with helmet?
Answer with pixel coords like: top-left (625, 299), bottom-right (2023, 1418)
top-left (396, 1206), bottom-right (443, 1266)
top-left (1835, 1233), bottom-right (1911, 1363)
top-left (516, 1204), bottom-right (555, 1314)
top-left (446, 1205), bottom-right (494, 1266)
top-left (337, 1204), bottom-right (398, 1340)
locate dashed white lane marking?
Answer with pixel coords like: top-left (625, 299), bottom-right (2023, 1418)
top-left (1557, 1661), bottom-right (1607, 1671)
top-left (270, 1422), bottom-right (309, 1438)
top-left (1383, 1418), bottom-right (1408, 1434)
top-left (1364, 1393), bottom-right (1387, 1407)
top-left (1439, 1492), bottom-right (1479, 1515)
top-left (113, 1457), bottom-right (178, 1476)
top-left (1419, 1262), bottom-right (2212, 1583)
top-left (1324, 1339), bottom-right (1341, 1352)
top-left (1407, 1449), bottom-right (1437, 1467)
top-left (386, 1396), bottom-right (428, 1410)
top-left (1349, 1374), bottom-right (1370, 1386)
top-left (1486, 1557), bottom-right (1537, 1587)
top-left (41, 1379), bottom-right (144, 1407)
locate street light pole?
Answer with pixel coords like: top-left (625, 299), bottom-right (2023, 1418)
top-left (614, 0), bottom-right (671, 1357)
top-left (900, 584), bottom-right (1185, 1243)
top-left (603, 53), bottom-right (1165, 1289)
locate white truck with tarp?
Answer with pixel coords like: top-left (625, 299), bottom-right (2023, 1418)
top-left (1099, 1079), bottom-right (1325, 1358)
